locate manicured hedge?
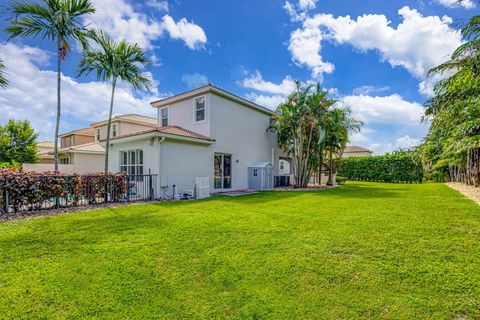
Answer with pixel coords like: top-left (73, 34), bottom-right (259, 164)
top-left (337, 154), bottom-right (423, 183)
top-left (0, 170), bottom-right (126, 213)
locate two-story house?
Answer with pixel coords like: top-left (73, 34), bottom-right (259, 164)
top-left (53, 114), bottom-right (158, 173)
top-left (107, 85), bottom-right (281, 196)
top-left (24, 114), bottom-right (158, 173)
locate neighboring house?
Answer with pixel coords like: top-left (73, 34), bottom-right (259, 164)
top-left (91, 114), bottom-right (157, 142)
top-left (107, 85), bottom-right (280, 197)
top-left (37, 141), bottom-right (57, 164)
top-left (23, 114), bottom-right (157, 173)
top-left (56, 127), bottom-right (96, 165)
top-left (343, 145), bottom-right (373, 157)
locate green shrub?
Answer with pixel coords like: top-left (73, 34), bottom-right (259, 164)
top-left (336, 176), bottom-right (347, 185)
top-left (338, 154), bottom-right (423, 183)
top-left (0, 171), bottom-right (126, 212)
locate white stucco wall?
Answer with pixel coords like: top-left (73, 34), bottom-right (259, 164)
top-left (108, 137), bottom-right (212, 197)
top-left (157, 93), bottom-right (211, 137)
top-left (72, 153), bottom-right (104, 173)
top-left (23, 152), bottom-right (103, 174)
top-left (95, 121), bottom-right (155, 141)
top-left (108, 91), bottom-right (280, 196)
top-left (209, 94), bottom-right (278, 191)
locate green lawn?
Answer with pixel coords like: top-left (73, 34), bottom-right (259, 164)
top-left (0, 182), bottom-right (479, 319)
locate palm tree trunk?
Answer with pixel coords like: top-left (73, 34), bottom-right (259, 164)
top-left (54, 44), bottom-right (62, 171)
top-left (104, 77), bottom-right (117, 174)
top-left (327, 150), bottom-right (333, 186)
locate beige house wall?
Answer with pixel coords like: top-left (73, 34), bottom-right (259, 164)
top-left (61, 134), bottom-right (94, 148)
top-left (95, 121), bottom-right (156, 141)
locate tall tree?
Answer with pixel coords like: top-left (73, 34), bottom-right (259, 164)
top-left (0, 119), bottom-right (38, 165)
top-left (324, 107), bottom-right (363, 186)
top-left (0, 58), bottom-right (8, 88)
top-left (270, 82), bottom-right (361, 188)
top-left (5, 0), bottom-right (95, 170)
top-left (422, 13), bottom-right (480, 186)
top-left (78, 29), bottom-right (151, 173)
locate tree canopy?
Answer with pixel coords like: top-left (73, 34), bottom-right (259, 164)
top-left (0, 119), bottom-right (38, 166)
top-left (421, 13), bottom-right (480, 185)
top-left (271, 82), bottom-right (362, 188)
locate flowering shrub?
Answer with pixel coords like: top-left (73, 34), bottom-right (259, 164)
top-left (0, 171), bottom-right (126, 213)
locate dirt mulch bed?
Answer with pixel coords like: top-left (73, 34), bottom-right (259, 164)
top-left (0, 201), bottom-right (157, 223)
top-left (447, 182), bottom-right (480, 205)
top-left (275, 184), bottom-right (339, 191)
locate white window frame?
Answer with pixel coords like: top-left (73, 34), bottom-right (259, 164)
top-left (193, 95), bottom-right (207, 123)
top-left (96, 128), bottom-right (101, 141)
top-left (160, 107), bottom-right (169, 127)
top-left (60, 157), bottom-right (70, 164)
top-left (120, 149), bottom-right (144, 176)
top-left (112, 124), bottom-right (117, 137)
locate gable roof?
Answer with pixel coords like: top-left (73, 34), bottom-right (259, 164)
top-left (59, 127), bottom-right (95, 138)
top-left (344, 146), bottom-right (373, 153)
top-left (90, 114), bottom-right (157, 127)
top-left (150, 84), bottom-right (274, 116)
top-left (38, 141), bottom-right (56, 148)
top-left (105, 125), bottom-right (215, 143)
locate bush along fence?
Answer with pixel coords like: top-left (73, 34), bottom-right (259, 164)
top-left (338, 154), bottom-right (423, 183)
top-left (0, 171), bottom-right (157, 214)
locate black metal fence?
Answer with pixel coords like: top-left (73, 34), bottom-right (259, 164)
top-left (0, 174), bottom-right (157, 215)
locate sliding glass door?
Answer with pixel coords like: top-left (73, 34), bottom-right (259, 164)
top-left (214, 153), bottom-right (232, 189)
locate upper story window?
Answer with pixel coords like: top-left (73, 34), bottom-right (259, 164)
top-left (96, 128), bottom-right (101, 141)
top-left (161, 107), bottom-right (169, 127)
top-left (194, 96), bottom-right (206, 122)
top-left (112, 124), bottom-right (117, 137)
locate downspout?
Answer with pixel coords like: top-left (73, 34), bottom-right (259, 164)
top-left (158, 136), bottom-right (166, 198)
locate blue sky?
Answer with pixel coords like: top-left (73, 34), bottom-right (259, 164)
top-left (0, 0), bottom-right (476, 154)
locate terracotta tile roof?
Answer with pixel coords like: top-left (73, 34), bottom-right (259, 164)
top-left (107, 125), bottom-right (215, 142)
top-left (344, 146), bottom-right (373, 153)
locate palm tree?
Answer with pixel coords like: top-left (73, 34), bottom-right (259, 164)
top-left (323, 107), bottom-right (363, 185)
top-left (5, 0), bottom-right (95, 170)
top-left (78, 29), bottom-right (151, 174)
top-left (0, 58), bottom-right (8, 88)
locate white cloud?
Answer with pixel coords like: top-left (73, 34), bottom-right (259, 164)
top-left (435, 0), bottom-right (475, 9)
top-left (239, 71), bottom-right (297, 95)
top-left (289, 21), bottom-right (335, 78)
top-left (396, 135), bottom-right (420, 149)
top-left (0, 43), bottom-right (163, 140)
top-left (146, 0), bottom-right (169, 12)
top-left (284, 0), bottom-right (317, 22)
top-left (84, 0), bottom-right (206, 50)
top-left (342, 94), bottom-right (424, 125)
top-left (299, 0), bottom-right (317, 10)
top-left (352, 85), bottom-right (389, 95)
top-left (161, 15), bottom-right (207, 50)
top-left (85, 0), bottom-right (163, 49)
top-left (288, 6), bottom-right (462, 82)
top-left (181, 73), bottom-right (209, 89)
top-left (245, 93), bottom-right (286, 110)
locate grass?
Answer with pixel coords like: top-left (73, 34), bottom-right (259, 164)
top-left (0, 182), bottom-right (479, 319)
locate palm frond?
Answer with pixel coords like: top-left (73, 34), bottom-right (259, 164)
top-left (78, 29), bottom-right (152, 90)
top-left (0, 58), bottom-right (8, 88)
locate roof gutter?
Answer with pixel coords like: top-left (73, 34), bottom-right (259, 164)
top-left (108, 131), bottom-right (215, 145)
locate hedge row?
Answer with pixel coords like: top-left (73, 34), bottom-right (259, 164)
top-left (0, 170), bottom-right (127, 213)
top-left (337, 154), bottom-right (423, 183)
